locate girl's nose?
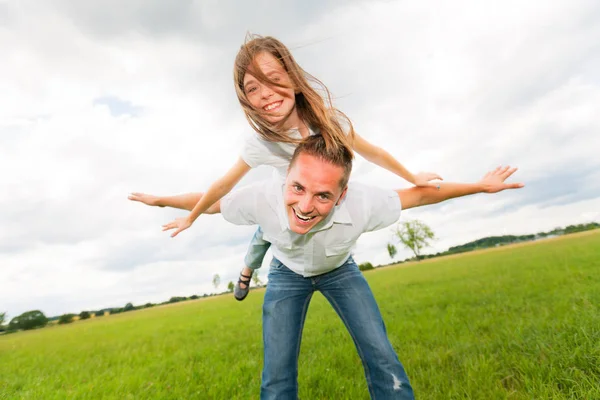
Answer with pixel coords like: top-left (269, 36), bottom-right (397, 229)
top-left (261, 85), bottom-right (274, 99)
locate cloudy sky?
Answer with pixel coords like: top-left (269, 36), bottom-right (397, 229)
top-left (2, 0), bottom-right (599, 318)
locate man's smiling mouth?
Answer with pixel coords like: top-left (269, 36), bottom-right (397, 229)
top-left (293, 208), bottom-right (315, 222)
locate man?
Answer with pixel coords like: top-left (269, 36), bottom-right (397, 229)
top-left (157, 134), bottom-right (524, 399)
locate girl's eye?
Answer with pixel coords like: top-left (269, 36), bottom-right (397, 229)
top-left (246, 86), bottom-right (257, 94)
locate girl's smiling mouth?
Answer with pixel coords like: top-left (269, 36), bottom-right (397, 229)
top-left (263, 101), bottom-right (283, 112)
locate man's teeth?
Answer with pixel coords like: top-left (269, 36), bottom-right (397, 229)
top-left (295, 210), bottom-right (314, 221)
top-left (264, 102), bottom-right (280, 111)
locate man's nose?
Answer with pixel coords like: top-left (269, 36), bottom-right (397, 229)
top-left (297, 195), bottom-right (313, 214)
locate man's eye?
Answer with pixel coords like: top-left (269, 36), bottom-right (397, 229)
top-left (318, 194), bottom-right (330, 201)
top-left (293, 185), bottom-right (302, 192)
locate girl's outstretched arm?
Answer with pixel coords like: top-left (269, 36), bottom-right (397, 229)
top-left (128, 192), bottom-right (222, 214)
top-left (128, 192), bottom-right (202, 211)
top-left (162, 157), bottom-right (251, 237)
top-left (352, 133), bottom-right (442, 187)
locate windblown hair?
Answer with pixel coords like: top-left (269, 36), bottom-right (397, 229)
top-left (233, 34), bottom-right (355, 155)
top-left (289, 134), bottom-right (353, 189)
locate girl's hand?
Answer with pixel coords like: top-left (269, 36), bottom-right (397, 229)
top-left (413, 172), bottom-right (443, 187)
top-left (479, 166), bottom-right (524, 193)
top-left (128, 192), bottom-right (164, 207)
top-left (162, 216), bottom-right (193, 238)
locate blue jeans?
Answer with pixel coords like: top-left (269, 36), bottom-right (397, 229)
top-left (261, 257), bottom-right (414, 400)
top-left (244, 226), bottom-right (271, 271)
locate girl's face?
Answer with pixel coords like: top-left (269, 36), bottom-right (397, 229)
top-left (243, 52), bottom-right (299, 128)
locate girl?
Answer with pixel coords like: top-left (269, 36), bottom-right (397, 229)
top-left (129, 35), bottom-right (441, 300)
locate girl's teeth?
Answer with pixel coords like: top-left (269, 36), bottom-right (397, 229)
top-left (264, 102), bottom-right (280, 111)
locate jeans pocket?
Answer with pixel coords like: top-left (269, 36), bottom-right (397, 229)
top-left (269, 258), bottom-right (284, 270)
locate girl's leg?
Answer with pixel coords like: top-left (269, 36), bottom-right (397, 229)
top-left (235, 226), bottom-right (271, 301)
top-left (128, 192), bottom-right (204, 211)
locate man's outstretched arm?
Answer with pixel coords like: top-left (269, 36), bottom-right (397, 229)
top-left (397, 166), bottom-right (524, 210)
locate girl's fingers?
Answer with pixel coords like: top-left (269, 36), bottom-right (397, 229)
top-left (502, 167), bottom-right (518, 179)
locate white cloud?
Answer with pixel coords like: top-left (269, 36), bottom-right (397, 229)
top-left (1, 0), bottom-right (599, 318)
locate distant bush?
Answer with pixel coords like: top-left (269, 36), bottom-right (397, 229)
top-left (58, 314), bottom-right (75, 325)
top-left (359, 262), bottom-right (374, 271)
top-left (168, 297), bottom-right (186, 304)
top-left (79, 311), bottom-right (91, 320)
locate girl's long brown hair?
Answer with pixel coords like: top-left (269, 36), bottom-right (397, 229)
top-left (233, 34), bottom-right (355, 157)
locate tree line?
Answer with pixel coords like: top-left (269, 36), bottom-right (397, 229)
top-left (386, 220), bottom-right (600, 263)
top-left (1, 271), bottom-right (266, 335)
top-left (2, 222), bottom-right (597, 334)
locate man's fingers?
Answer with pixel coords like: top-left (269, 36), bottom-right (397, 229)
top-left (162, 222), bottom-right (175, 231)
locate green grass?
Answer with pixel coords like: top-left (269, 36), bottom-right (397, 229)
top-left (1, 231), bottom-right (599, 399)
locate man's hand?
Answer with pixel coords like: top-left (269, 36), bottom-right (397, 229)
top-left (413, 172), bottom-right (443, 187)
top-left (162, 216), bottom-right (193, 238)
top-left (479, 166), bottom-right (524, 193)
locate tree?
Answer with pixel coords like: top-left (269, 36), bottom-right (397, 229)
top-left (0, 312), bottom-right (6, 326)
top-left (79, 311), bottom-right (91, 320)
top-left (9, 310), bottom-right (48, 331)
top-left (358, 262), bottom-right (374, 271)
top-left (123, 303), bottom-right (135, 312)
top-left (252, 271), bottom-right (262, 286)
top-left (212, 274), bottom-right (221, 290)
top-left (58, 314), bottom-right (75, 325)
top-left (227, 281), bottom-right (235, 292)
top-left (387, 243), bottom-right (397, 260)
top-left (394, 219), bottom-right (435, 260)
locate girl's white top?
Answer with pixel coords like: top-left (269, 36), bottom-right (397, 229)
top-left (240, 128), bottom-right (317, 178)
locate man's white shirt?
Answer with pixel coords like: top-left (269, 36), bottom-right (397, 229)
top-left (221, 179), bottom-right (402, 277)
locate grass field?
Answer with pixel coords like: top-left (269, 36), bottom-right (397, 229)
top-left (1, 231), bottom-right (599, 399)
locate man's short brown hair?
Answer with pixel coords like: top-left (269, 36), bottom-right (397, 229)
top-left (289, 134), bottom-right (353, 189)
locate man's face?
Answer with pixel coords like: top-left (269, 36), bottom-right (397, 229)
top-left (284, 154), bottom-right (347, 235)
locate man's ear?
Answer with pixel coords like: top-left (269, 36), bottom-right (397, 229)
top-left (336, 186), bottom-right (348, 206)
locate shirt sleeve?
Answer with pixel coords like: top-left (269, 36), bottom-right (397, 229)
top-left (220, 181), bottom-right (267, 225)
top-left (362, 186), bottom-right (402, 232)
top-left (240, 135), bottom-right (266, 169)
